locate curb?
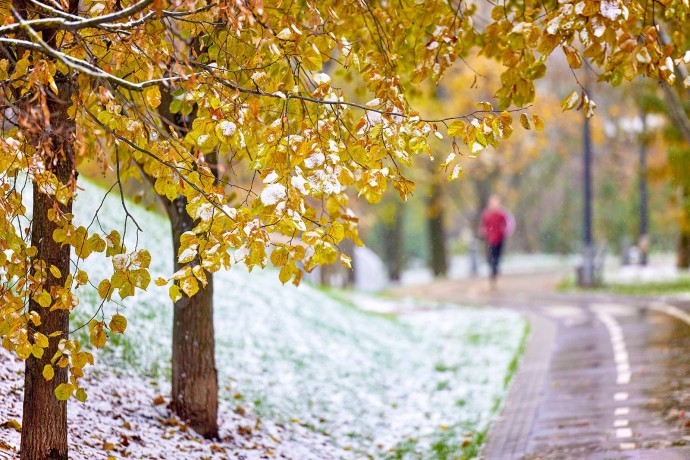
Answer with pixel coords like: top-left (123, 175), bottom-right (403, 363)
top-left (482, 313), bottom-right (558, 459)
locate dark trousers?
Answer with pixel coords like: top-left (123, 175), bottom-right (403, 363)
top-left (487, 241), bottom-right (504, 278)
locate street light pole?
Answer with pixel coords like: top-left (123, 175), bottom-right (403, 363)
top-left (639, 111), bottom-right (649, 266)
top-left (580, 93), bottom-right (595, 287)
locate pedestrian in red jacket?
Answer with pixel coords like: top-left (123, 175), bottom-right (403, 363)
top-left (480, 195), bottom-right (510, 286)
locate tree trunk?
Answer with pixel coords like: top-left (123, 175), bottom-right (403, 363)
top-left (169, 196), bottom-right (219, 438)
top-left (427, 166), bottom-right (448, 278)
top-left (20, 79), bottom-right (75, 460)
top-left (677, 231), bottom-right (690, 269)
top-left (154, 82), bottom-right (219, 437)
top-left (19, 1), bottom-right (77, 454)
top-left (678, 188), bottom-right (690, 269)
top-left (382, 200), bottom-right (405, 281)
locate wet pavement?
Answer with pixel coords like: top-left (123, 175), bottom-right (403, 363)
top-left (392, 272), bottom-right (690, 459)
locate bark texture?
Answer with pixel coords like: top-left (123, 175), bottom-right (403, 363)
top-left (382, 200), bottom-right (405, 281)
top-left (20, 74), bottom-right (75, 460)
top-left (19, 0), bottom-right (77, 456)
top-left (427, 165), bottom-right (448, 278)
top-left (678, 224), bottom-right (690, 269)
top-left (154, 83), bottom-right (219, 438)
top-left (168, 198), bottom-right (219, 438)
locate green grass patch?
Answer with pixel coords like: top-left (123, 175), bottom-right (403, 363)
top-left (558, 274), bottom-right (690, 296)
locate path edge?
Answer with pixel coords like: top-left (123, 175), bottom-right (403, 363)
top-left (482, 313), bottom-right (557, 459)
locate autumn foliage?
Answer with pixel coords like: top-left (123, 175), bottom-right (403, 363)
top-left (0, 0), bottom-right (689, 457)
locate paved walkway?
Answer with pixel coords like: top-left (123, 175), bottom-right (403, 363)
top-left (392, 272), bottom-right (690, 459)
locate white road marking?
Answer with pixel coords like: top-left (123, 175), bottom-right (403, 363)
top-left (617, 372), bottom-right (631, 384)
top-left (649, 302), bottom-right (690, 327)
top-left (613, 419), bottom-right (629, 428)
top-left (615, 407), bottom-right (630, 416)
top-left (594, 306), bottom-right (637, 448)
top-left (591, 303), bottom-right (637, 316)
top-left (616, 428), bottom-right (632, 438)
top-left (540, 305), bottom-right (584, 318)
top-left (596, 310), bottom-right (632, 387)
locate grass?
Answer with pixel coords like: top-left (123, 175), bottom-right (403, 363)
top-left (503, 321), bottom-right (531, 388)
top-left (558, 274), bottom-right (690, 296)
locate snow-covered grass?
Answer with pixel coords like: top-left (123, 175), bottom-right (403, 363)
top-left (1, 178), bottom-right (527, 459)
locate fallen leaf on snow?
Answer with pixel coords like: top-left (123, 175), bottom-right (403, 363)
top-left (1, 419), bottom-right (21, 432)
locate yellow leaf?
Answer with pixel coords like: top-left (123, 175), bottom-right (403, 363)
top-left (474, 101), bottom-right (493, 111)
top-left (35, 290), bottom-right (52, 308)
top-left (131, 269), bottom-right (151, 290)
top-left (520, 113), bottom-right (531, 130)
top-left (302, 42), bottom-right (322, 71)
top-left (29, 311), bottom-right (41, 326)
top-left (270, 247), bottom-right (289, 267)
top-left (155, 277), bottom-right (168, 286)
top-left (16, 341), bottom-right (31, 359)
top-left (75, 388), bottom-right (88, 403)
top-left (180, 277), bottom-right (199, 297)
top-left (564, 47), bottom-right (582, 69)
top-left (169, 284), bottom-right (183, 302)
top-left (2, 419), bottom-right (21, 432)
top-left (25, 246), bottom-right (37, 257)
top-left (90, 325), bottom-right (107, 348)
top-left (34, 332), bottom-right (49, 348)
top-left (49, 265), bottom-right (62, 279)
top-left (560, 90), bottom-right (579, 111)
top-left (279, 263), bottom-right (293, 284)
top-left (109, 314), bottom-right (127, 334)
top-left (447, 120), bottom-right (466, 138)
top-left (42, 364), bottom-right (54, 381)
top-left (144, 85), bottom-right (161, 109)
top-left (533, 114), bottom-right (545, 131)
top-left (340, 254), bottom-right (352, 269)
top-left (31, 344), bottom-right (44, 359)
top-left (326, 222), bottom-right (345, 244)
top-left (72, 351), bottom-right (89, 369)
top-left (88, 233), bottom-right (107, 253)
top-left (98, 279), bottom-right (111, 300)
top-left (75, 270), bottom-right (88, 285)
top-left (54, 383), bottom-right (74, 400)
top-left (132, 249), bottom-right (152, 269)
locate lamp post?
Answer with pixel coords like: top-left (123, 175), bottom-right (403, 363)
top-left (579, 93), bottom-right (596, 287)
top-left (638, 111), bottom-right (649, 266)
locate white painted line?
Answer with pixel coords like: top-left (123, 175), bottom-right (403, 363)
top-left (620, 442), bottom-right (636, 450)
top-left (590, 303), bottom-right (637, 316)
top-left (616, 427), bottom-right (632, 438)
top-left (616, 373), bottom-right (631, 385)
top-left (612, 341), bottom-right (626, 352)
top-left (614, 392), bottom-right (628, 401)
top-left (649, 302), bottom-right (690, 327)
top-left (541, 305), bottom-right (585, 318)
top-left (595, 310), bottom-right (633, 387)
top-left (615, 407), bottom-right (630, 416)
top-left (614, 351), bottom-right (629, 364)
top-left (614, 419), bottom-right (629, 428)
